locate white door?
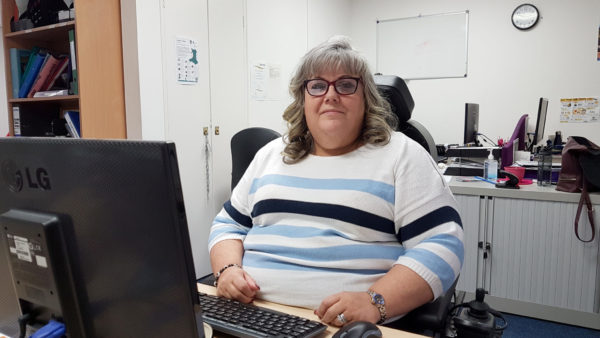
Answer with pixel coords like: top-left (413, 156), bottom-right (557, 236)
top-left (208, 0), bottom-right (248, 214)
top-left (156, 0), bottom-right (214, 277)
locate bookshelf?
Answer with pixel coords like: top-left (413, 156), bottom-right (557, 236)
top-left (1, 0), bottom-right (126, 138)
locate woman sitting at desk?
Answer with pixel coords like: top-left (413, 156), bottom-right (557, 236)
top-left (208, 36), bottom-right (464, 327)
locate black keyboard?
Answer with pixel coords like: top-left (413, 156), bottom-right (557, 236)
top-left (199, 293), bottom-right (327, 338)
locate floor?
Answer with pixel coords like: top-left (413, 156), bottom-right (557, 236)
top-left (500, 313), bottom-right (600, 338)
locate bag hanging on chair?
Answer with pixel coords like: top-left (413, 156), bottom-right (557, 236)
top-left (556, 136), bottom-right (600, 242)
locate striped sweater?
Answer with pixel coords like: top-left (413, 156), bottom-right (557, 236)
top-left (208, 132), bottom-right (464, 309)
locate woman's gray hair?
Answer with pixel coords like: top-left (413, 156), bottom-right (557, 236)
top-left (282, 36), bottom-right (397, 164)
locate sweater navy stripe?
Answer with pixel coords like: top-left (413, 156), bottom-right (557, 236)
top-left (397, 206), bottom-right (463, 243)
top-left (251, 199), bottom-right (395, 234)
top-left (224, 200), bottom-right (253, 228)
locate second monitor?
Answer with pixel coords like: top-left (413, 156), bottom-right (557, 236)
top-left (463, 103), bottom-right (480, 147)
top-left (528, 97), bottom-right (549, 152)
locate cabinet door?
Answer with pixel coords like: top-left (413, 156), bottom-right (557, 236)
top-left (208, 0), bottom-right (248, 215)
top-left (489, 197), bottom-right (600, 313)
top-left (159, 0), bottom-right (214, 277)
top-left (454, 194), bottom-right (483, 293)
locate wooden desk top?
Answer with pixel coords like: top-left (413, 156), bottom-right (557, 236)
top-left (197, 284), bottom-right (423, 337)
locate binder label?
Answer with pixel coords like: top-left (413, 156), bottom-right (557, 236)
top-left (12, 106), bottom-right (21, 136)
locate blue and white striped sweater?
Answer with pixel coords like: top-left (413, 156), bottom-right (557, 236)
top-left (209, 132), bottom-right (464, 309)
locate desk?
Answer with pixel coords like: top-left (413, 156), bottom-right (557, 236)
top-left (197, 284), bottom-right (423, 337)
top-left (449, 177), bottom-right (600, 204)
top-left (449, 177), bottom-right (600, 330)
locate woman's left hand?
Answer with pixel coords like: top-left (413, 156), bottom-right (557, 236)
top-left (314, 291), bottom-right (380, 327)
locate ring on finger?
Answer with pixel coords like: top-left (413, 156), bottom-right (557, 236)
top-left (337, 313), bottom-right (347, 325)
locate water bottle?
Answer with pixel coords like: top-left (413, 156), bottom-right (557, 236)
top-left (537, 148), bottom-right (552, 186)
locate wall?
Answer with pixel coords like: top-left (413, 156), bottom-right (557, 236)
top-left (241, 0), bottom-right (352, 135)
top-left (246, 0), bottom-right (308, 133)
top-left (230, 0), bottom-right (600, 146)
top-left (122, 1), bottom-right (167, 141)
top-left (307, 0), bottom-right (353, 48)
top-left (348, 0), bottom-right (600, 145)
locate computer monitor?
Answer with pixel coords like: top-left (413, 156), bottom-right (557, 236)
top-left (463, 103), bottom-right (480, 146)
top-left (0, 138), bottom-right (203, 337)
top-left (529, 97), bottom-right (549, 151)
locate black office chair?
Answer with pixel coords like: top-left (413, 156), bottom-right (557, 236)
top-left (230, 127), bottom-right (282, 190)
top-left (374, 74), bottom-right (439, 162)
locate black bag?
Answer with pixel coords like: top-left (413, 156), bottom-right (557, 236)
top-left (20, 0), bottom-right (68, 28)
top-left (556, 136), bottom-right (600, 242)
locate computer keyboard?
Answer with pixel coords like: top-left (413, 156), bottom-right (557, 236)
top-left (199, 292), bottom-right (327, 338)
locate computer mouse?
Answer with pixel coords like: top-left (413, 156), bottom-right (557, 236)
top-left (332, 321), bottom-right (383, 338)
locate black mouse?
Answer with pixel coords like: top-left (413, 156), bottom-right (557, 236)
top-left (332, 321), bottom-right (383, 338)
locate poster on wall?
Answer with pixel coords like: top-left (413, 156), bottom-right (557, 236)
top-left (176, 36), bottom-right (199, 84)
top-left (250, 62), bottom-right (282, 101)
top-left (597, 26), bottom-right (600, 61)
top-left (560, 98), bottom-right (599, 123)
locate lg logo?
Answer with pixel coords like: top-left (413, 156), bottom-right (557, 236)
top-left (1, 161), bottom-right (51, 192)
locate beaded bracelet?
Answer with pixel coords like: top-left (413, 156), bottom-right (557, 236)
top-left (213, 263), bottom-right (241, 287)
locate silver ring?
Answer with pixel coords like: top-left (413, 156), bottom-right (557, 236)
top-left (337, 313), bottom-right (347, 324)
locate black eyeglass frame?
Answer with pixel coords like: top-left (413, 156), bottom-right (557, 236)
top-left (303, 77), bottom-right (361, 97)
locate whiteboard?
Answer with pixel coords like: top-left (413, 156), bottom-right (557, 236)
top-left (376, 11), bottom-right (469, 80)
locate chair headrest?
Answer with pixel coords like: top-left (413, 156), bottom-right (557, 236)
top-left (373, 74), bottom-right (414, 123)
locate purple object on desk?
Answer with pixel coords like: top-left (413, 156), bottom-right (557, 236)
top-left (523, 167), bottom-right (560, 183)
top-left (501, 114), bottom-right (528, 169)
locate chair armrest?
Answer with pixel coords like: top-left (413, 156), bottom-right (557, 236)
top-left (197, 273), bottom-right (215, 286)
top-left (386, 278), bottom-right (458, 333)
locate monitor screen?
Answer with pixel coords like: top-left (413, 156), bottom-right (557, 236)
top-left (463, 103), bottom-right (480, 146)
top-left (0, 138), bottom-right (203, 337)
top-left (530, 97), bottom-right (549, 151)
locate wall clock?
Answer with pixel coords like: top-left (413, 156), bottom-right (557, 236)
top-left (511, 4), bottom-right (539, 30)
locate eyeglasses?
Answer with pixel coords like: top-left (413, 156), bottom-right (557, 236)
top-left (304, 77), bottom-right (361, 97)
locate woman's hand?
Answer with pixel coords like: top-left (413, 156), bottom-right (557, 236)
top-left (314, 291), bottom-right (380, 327)
top-left (215, 266), bottom-right (260, 303)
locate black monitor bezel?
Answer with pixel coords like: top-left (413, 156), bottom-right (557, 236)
top-left (464, 103), bottom-right (480, 146)
top-left (529, 97), bottom-right (549, 151)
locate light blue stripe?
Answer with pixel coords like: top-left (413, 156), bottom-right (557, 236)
top-left (249, 174), bottom-right (394, 203)
top-left (208, 226), bottom-right (248, 243)
top-left (213, 216), bottom-right (241, 226)
top-left (243, 243), bottom-right (404, 262)
top-left (421, 234), bottom-right (464, 265)
top-left (404, 248), bottom-right (456, 292)
top-left (248, 224), bottom-right (353, 239)
top-left (243, 252), bottom-right (388, 275)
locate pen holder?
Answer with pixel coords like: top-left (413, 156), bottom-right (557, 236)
top-left (537, 150), bottom-right (552, 186)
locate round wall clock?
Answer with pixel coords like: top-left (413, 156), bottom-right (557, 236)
top-left (511, 4), bottom-right (540, 30)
